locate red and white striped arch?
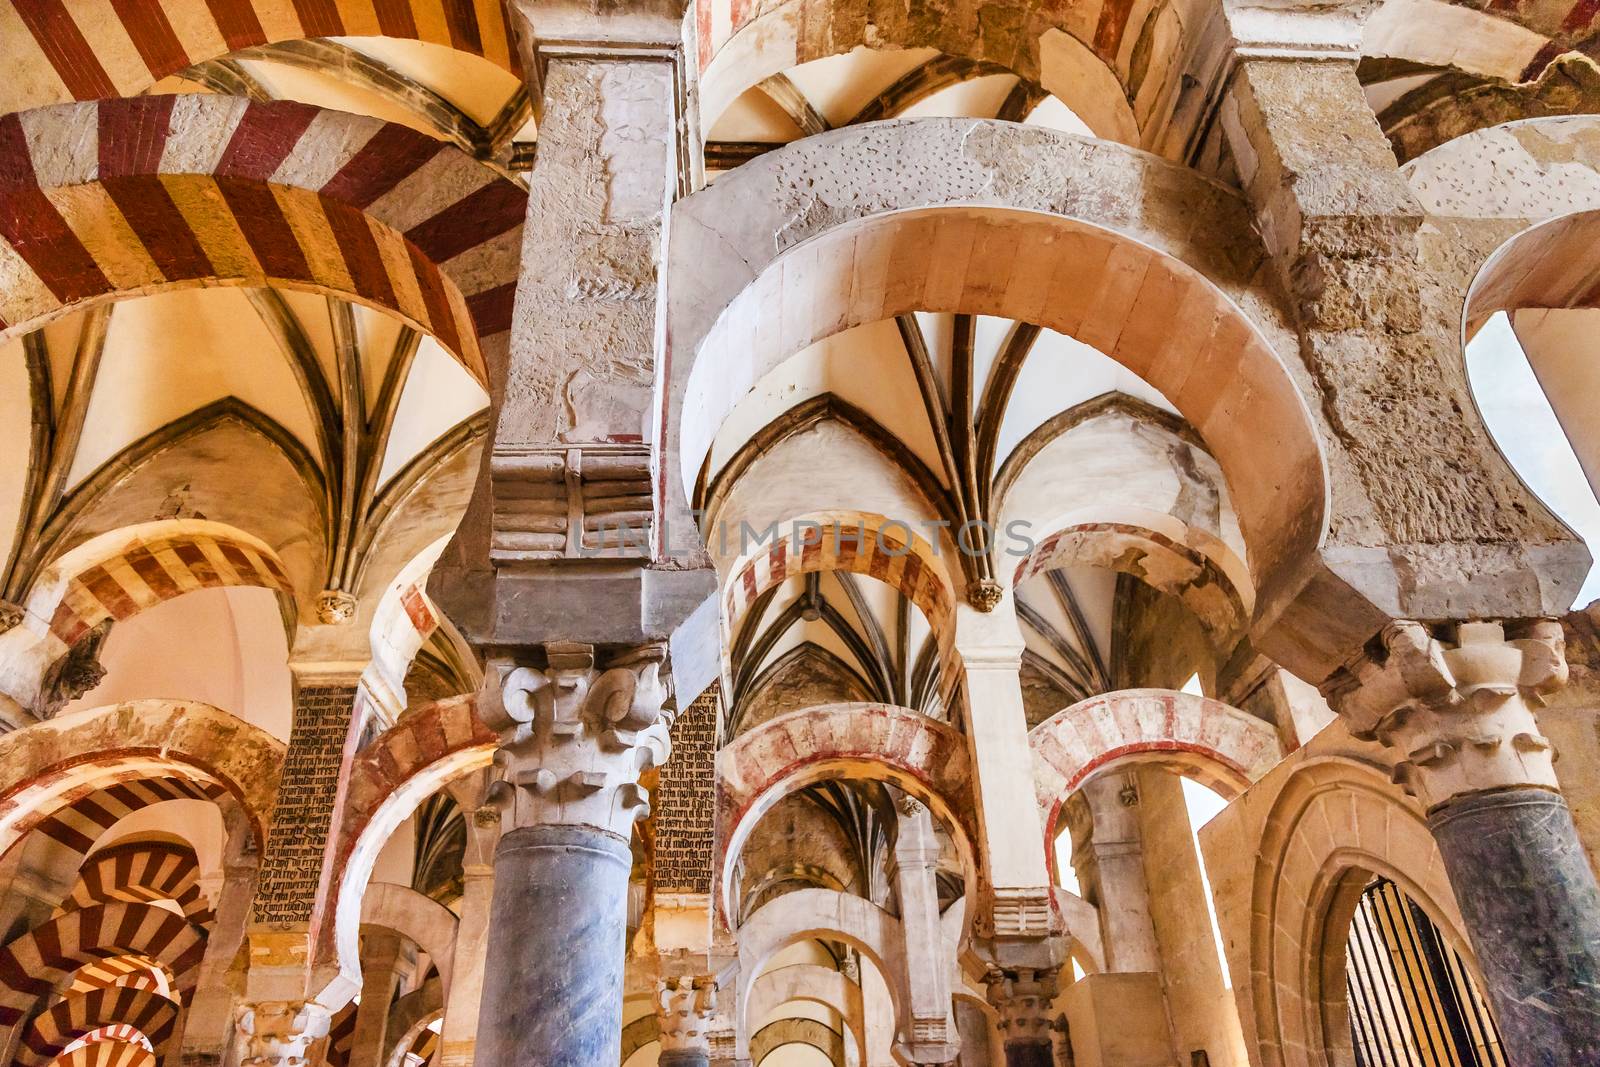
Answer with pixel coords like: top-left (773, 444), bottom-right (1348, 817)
top-left (15, 987), bottom-right (179, 1067)
top-left (0, 0), bottom-right (519, 112)
top-left (1029, 688), bottom-right (1283, 871)
top-left (0, 902), bottom-right (205, 1028)
top-left (0, 95), bottom-right (525, 376)
top-left (58, 841), bottom-right (213, 926)
top-left (22, 522), bottom-right (297, 655)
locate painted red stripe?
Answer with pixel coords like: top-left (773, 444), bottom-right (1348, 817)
top-left (0, 117), bottom-right (111, 304)
top-left (108, 0), bottom-right (190, 81)
top-left (14, 0), bottom-right (116, 100)
top-left (48, 603), bottom-right (88, 646)
top-left (217, 177), bottom-right (313, 281)
top-left (372, 0), bottom-right (420, 37)
top-left (290, 0), bottom-right (344, 36)
top-left (322, 199), bottom-right (398, 309)
top-left (122, 545), bottom-right (184, 600)
top-left (466, 280), bottom-right (515, 335)
top-left (98, 95), bottom-right (176, 178)
top-left (320, 123), bottom-right (444, 208)
top-left (203, 0), bottom-right (268, 51)
top-left (215, 101), bottom-right (320, 179)
top-left (104, 174), bottom-right (217, 282)
top-left (172, 542), bottom-right (220, 585)
top-left (442, 0), bottom-right (484, 54)
top-left (407, 243), bottom-right (460, 354)
top-left (36, 816), bottom-right (95, 854)
top-left (81, 566), bottom-right (139, 621)
top-left (404, 180), bottom-right (525, 262)
top-left (1566, 0), bottom-right (1600, 33)
top-left (214, 540), bottom-right (259, 579)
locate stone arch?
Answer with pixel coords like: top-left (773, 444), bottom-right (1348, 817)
top-left (0, 699), bottom-right (284, 861)
top-left (363, 537), bottom-right (451, 719)
top-left (1013, 508), bottom-right (1254, 644)
top-left (1245, 757), bottom-right (1480, 1067)
top-left (14, 987), bottom-right (180, 1067)
top-left (751, 1017), bottom-right (847, 1065)
top-left (1029, 688), bottom-right (1282, 873)
top-left (1464, 208), bottom-right (1600, 335)
top-left (54, 1040), bottom-right (155, 1067)
top-left (59, 840), bottom-right (211, 924)
top-left (13, 520), bottom-right (297, 665)
top-left (0, 96), bottom-right (525, 377)
top-left (694, 0), bottom-right (1168, 141)
top-left (672, 199), bottom-right (1322, 611)
top-left (0, 902), bottom-right (205, 1035)
top-left (1, 1), bottom-right (519, 111)
top-left (1403, 115), bottom-right (1600, 220)
top-left (380, 977), bottom-right (442, 1067)
top-left (315, 694), bottom-right (495, 1008)
top-left (715, 702), bottom-right (977, 925)
top-left (747, 963), bottom-right (866, 1066)
top-left (360, 882), bottom-right (460, 998)
top-left (735, 888), bottom-right (905, 1056)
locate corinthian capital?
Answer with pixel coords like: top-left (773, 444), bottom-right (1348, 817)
top-left (657, 975), bottom-right (719, 1057)
top-left (480, 641), bottom-right (673, 837)
top-left (1324, 620), bottom-right (1567, 808)
top-left (985, 965), bottom-right (1060, 1045)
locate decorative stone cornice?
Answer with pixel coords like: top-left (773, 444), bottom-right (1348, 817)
top-left (1324, 620), bottom-right (1567, 808)
top-left (234, 1001), bottom-right (332, 1066)
top-left (985, 966), bottom-right (1060, 1045)
top-left (657, 975), bottom-right (718, 1056)
top-left (480, 642), bottom-right (673, 837)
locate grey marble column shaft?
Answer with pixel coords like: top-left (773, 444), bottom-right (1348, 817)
top-left (1429, 788), bottom-right (1600, 1066)
top-left (660, 1050), bottom-right (711, 1067)
top-left (1002, 1039), bottom-right (1054, 1067)
top-left (474, 824), bottom-right (633, 1065)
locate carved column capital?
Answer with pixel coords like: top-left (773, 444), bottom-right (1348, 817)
top-left (480, 642), bottom-right (673, 837)
top-left (1324, 620), bottom-right (1567, 807)
top-left (656, 975), bottom-right (719, 1055)
top-left (985, 966), bottom-right (1060, 1045)
top-left (233, 1001), bottom-right (332, 1066)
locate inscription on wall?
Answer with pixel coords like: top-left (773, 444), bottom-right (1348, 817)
top-left (654, 687), bottom-right (717, 893)
top-left (253, 684), bottom-right (356, 925)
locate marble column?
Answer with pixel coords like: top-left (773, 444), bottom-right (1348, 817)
top-left (1327, 620), bottom-right (1600, 1061)
top-left (1068, 775), bottom-right (1162, 974)
top-left (984, 967), bottom-right (1059, 1067)
top-left (473, 643), bottom-right (673, 1065)
top-left (657, 975), bottom-right (718, 1067)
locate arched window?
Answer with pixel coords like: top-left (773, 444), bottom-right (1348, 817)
top-left (1344, 878), bottom-right (1505, 1067)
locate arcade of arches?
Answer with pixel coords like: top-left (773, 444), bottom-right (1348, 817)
top-left (5, 1), bottom-right (1600, 1066)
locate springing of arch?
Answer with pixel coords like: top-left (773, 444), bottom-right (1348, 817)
top-left (1029, 688), bottom-right (1281, 876)
top-left (675, 201), bottom-right (1324, 613)
top-left (0, 96), bottom-right (526, 376)
top-left (715, 702), bottom-right (977, 926)
top-left (0, 903), bottom-right (205, 1030)
top-left (13, 987), bottom-right (180, 1067)
top-left (745, 962), bottom-right (867, 1065)
top-left (0, 0), bottom-right (519, 112)
top-left (750, 1017), bottom-right (847, 1066)
top-left (57, 841), bottom-right (212, 925)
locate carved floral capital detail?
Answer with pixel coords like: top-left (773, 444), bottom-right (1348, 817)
top-left (479, 641), bottom-right (673, 837)
top-left (1324, 620), bottom-right (1567, 807)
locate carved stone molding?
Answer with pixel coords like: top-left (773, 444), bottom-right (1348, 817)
top-left (489, 445), bottom-right (652, 562)
top-left (1324, 620), bottom-right (1567, 808)
top-left (314, 590), bottom-right (357, 625)
top-left (989, 886), bottom-right (1054, 939)
top-left (479, 641), bottom-right (672, 836)
top-left (234, 1001), bottom-right (332, 1066)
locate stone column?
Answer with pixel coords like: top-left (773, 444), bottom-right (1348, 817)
top-left (1068, 775), bottom-right (1162, 974)
top-left (984, 967), bottom-right (1059, 1067)
top-left (435, 780), bottom-right (498, 1067)
top-left (473, 643), bottom-right (672, 1065)
top-left (657, 975), bottom-right (718, 1067)
top-left (347, 930), bottom-right (405, 1067)
top-left (893, 798), bottom-right (959, 1064)
top-left (178, 833), bottom-right (260, 1064)
top-left (1327, 620), bottom-right (1600, 1059)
